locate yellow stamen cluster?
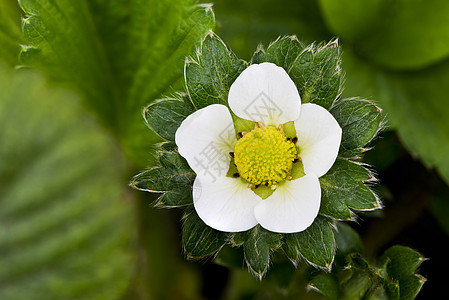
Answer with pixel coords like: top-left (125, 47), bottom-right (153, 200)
top-left (234, 126), bottom-right (297, 186)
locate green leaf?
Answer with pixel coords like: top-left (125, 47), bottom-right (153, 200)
top-left (318, 0), bottom-right (385, 43)
top-left (234, 226), bottom-right (281, 279)
top-left (289, 41), bottom-right (341, 109)
top-left (283, 217), bottom-right (335, 269)
top-left (186, 31), bottom-right (247, 109)
top-left (320, 0), bottom-right (449, 70)
top-left (213, 0), bottom-right (331, 60)
top-left (144, 96), bottom-right (195, 141)
top-left (0, 66), bottom-right (134, 299)
top-left (431, 188), bottom-right (449, 236)
top-left (343, 46), bottom-right (449, 185)
top-left (182, 208), bottom-right (227, 258)
top-left (330, 98), bottom-right (382, 154)
top-left (309, 273), bottom-right (341, 299)
top-left (381, 246), bottom-right (425, 281)
top-left (18, 0), bottom-right (214, 166)
top-left (0, 0), bottom-right (23, 66)
top-left (263, 35), bottom-right (304, 71)
top-left (320, 159), bottom-right (380, 219)
top-left (376, 61), bottom-right (449, 185)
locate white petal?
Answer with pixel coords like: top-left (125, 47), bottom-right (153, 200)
top-left (294, 103), bottom-right (342, 177)
top-left (228, 62), bottom-right (301, 125)
top-left (193, 175), bottom-right (262, 232)
top-left (175, 104), bottom-right (236, 182)
top-left (254, 174), bottom-right (321, 233)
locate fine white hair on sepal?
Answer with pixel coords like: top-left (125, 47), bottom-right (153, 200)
top-left (184, 30), bottom-right (240, 110)
top-left (297, 249), bottom-right (335, 273)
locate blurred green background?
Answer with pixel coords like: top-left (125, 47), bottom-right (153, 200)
top-left (1, 0), bottom-right (449, 299)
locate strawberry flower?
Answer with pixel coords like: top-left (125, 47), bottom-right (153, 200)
top-left (175, 62), bottom-right (342, 233)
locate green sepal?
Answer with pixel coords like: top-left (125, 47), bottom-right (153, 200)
top-left (264, 261), bottom-right (296, 289)
top-left (308, 245), bottom-right (426, 300)
top-left (309, 273), bottom-right (341, 299)
top-left (283, 216), bottom-right (335, 269)
top-left (250, 45), bottom-right (265, 64)
top-left (289, 40), bottom-right (341, 109)
top-left (158, 151), bottom-right (190, 170)
top-left (381, 246), bottom-right (426, 300)
top-left (231, 113), bottom-right (255, 136)
top-left (182, 207), bottom-right (227, 258)
top-left (264, 35), bottom-right (304, 71)
top-left (395, 274), bottom-right (426, 300)
top-left (233, 226), bottom-right (281, 279)
top-left (381, 246), bottom-right (425, 281)
top-left (158, 141), bottom-right (177, 151)
top-left (156, 189), bottom-right (193, 208)
top-left (319, 159), bottom-right (380, 220)
top-left (215, 245), bottom-right (245, 269)
top-left (131, 150), bottom-right (195, 208)
top-left (340, 270), bottom-right (374, 299)
top-left (330, 97), bottom-right (382, 155)
top-left (251, 185), bottom-right (274, 199)
top-left (130, 167), bottom-right (194, 193)
top-left (185, 31), bottom-right (247, 109)
top-left (334, 222), bottom-right (364, 256)
top-left (385, 281), bottom-right (400, 300)
top-left (144, 96), bottom-right (195, 141)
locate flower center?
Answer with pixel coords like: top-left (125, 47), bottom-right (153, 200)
top-left (234, 126), bottom-right (297, 186)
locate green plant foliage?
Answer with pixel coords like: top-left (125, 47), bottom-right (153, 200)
top-left (319, 0), bottom-right (449, 70)
top-left (283, 217), bottom-right (335, 269)
top-left (18, 0), bottom-right (215, 166)
top-left (309, 273), bottom-right (341, 299)
top-left (144, 96), bottom-right (195, 141)
top-left (310, 243), bottom-right (426, 300)
top-left (377, 65), bottom-right (449, 185)
top-left (186, 32), bottom-right (246, 109)
top-left (334, 223), bottom-right (364, 256)
top-left (330, 98), bottom-right (382, 157)
top-left (322, 3), bottom-right (449, 186)
top-left (130, 152), bottom-right (195, 207)
top-left (233, 226), bottom-right (281, 279)
top-left (0, 0), bottom-right (22, 66)
top-left (320, 159), bottom-right (379, 220)
top-left (381, 246), bottom-right (426, 299)
top-left (288, 40), bottom-right (341, 109)
top-left (213, 0), bottom-right (331, 59)
top-left (341, 44), bottom-right (449, 186)
top-left (262, 36), bottom-right (305, 71)
top-left (0, 65), bottom-right (135, 299)
top-left (183, 207), bottom-right (227, 258)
